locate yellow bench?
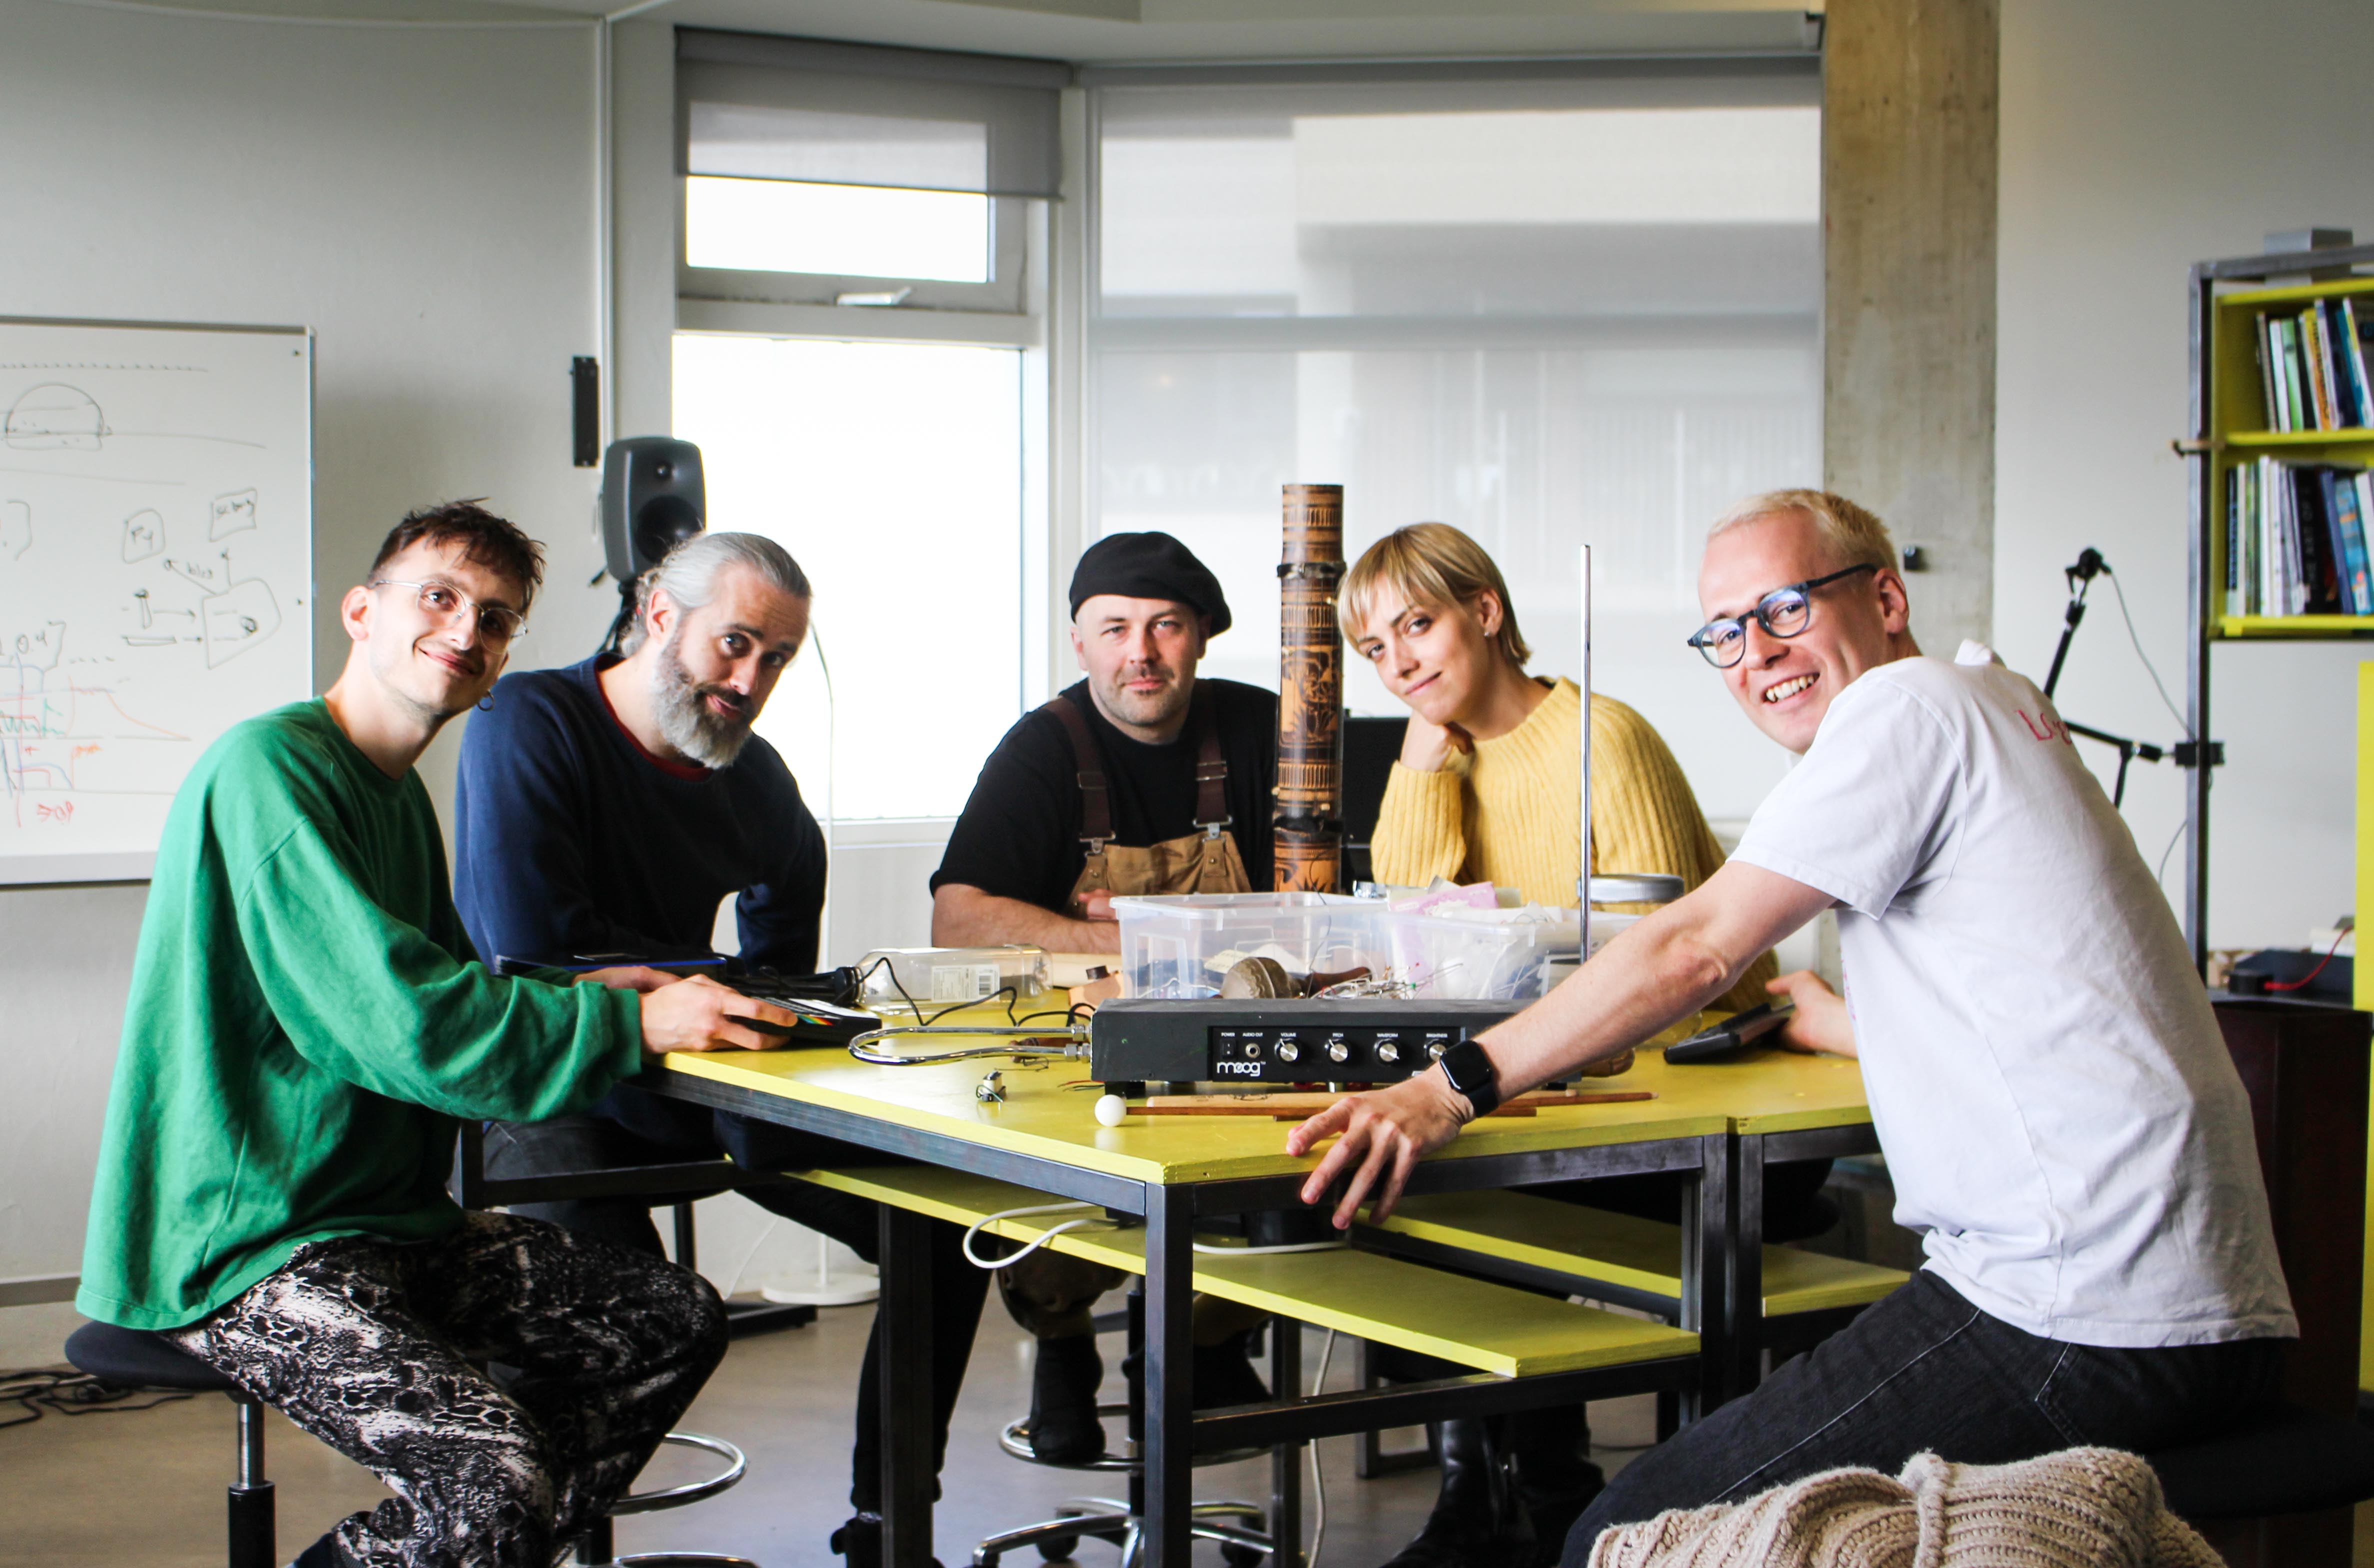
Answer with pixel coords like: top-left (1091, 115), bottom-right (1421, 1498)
top-left (1361, 1188), bottom-right (1908, 1321)
top-left (796, 1166), bottom-right (1702, 1380)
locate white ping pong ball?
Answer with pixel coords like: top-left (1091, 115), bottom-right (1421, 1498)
top-left (1094, 1094), bottom-right (1129, 1128)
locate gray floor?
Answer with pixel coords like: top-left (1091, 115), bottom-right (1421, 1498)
top-left (0, 1299), bottom-right (1664, 1568)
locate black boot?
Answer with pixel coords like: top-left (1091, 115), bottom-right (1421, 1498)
top-left (1117, 1330), bottom-right (1273, 1412)
top-left (1376, 1417), bottom-right (1508, 1568)
top-left (1028, 1334), bottom-right (1107, 1464)
top-left (832, 1512), bottom-right (945, 1568)
top-left (1504, 1406), bottom-right (1604, 1568)
top-left (1191, 1328), bottom-right (1270, 1409)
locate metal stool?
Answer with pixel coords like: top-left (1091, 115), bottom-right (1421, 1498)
top-left (64, 1321), bottom-right (754, 1568)
top-left (65, 1322), bottom-right (276, 1568)
top-left (974, 1402), bottom-right (1272, 1568)
top-left (576, 1430), bottom-right (758, 1568)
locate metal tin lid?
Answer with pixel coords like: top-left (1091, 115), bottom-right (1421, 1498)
top-left (1586, 873), bottom-right (1684, 905)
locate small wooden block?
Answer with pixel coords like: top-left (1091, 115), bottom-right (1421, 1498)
top-left (1138, 1088), bottom-right (1654, 1118)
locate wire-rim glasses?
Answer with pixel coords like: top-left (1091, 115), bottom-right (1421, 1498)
top-left (1686, 563), bottom-right (1876, 669)
top-left (370, 578), bottom-right (528, 644)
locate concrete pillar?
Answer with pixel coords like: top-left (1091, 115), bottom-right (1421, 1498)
top-left (1823, 0), bottom-right (2000, 651)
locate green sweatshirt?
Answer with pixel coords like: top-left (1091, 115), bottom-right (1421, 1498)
top-left (78, 700), bottom-right (644, 1330)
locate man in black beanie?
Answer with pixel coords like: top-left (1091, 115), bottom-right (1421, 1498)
top-left (930, 530), bottom-right (1279, 1460)
top-left (933, 530), bottom-right (1278, 951)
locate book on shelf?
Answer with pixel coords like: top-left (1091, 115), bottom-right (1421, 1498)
top-left (2256, 298), bottom-right (2374, 432)
top-left (2224, 457), bottom-right (2374, 617)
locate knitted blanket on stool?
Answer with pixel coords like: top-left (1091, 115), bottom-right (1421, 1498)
top-left (1588, 1448), bottom-right (2220, 1568)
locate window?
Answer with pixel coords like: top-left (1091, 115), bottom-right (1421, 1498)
top-left (685, 178), bottom-right (990, 283)
top-left (676, 32), bottom-right (1063, 314)
top-left (672, 334), bottom-right (1024, 820)
top-left (1091, 69), bottom-right (1822, 818)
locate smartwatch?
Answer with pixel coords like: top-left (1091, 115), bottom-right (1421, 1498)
top-left (1436, 1039), bottom-right (1502, 1120)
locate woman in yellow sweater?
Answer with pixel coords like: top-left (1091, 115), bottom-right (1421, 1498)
top-left (1340, 524), bottom-right (1812, 1568)
top-left (1344, 521), bottom-right (1774, 1012)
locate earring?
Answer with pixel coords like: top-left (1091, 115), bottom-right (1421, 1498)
top-left (476, 694), bottom-right (494, 712)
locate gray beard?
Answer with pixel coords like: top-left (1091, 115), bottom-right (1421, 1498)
top-left (652, 632), bottom-right (754, 768)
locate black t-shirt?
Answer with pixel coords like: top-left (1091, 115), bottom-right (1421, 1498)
top-left (933, 678), bottom-right (1279, 911)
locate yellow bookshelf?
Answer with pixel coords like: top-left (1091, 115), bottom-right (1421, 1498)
top-left (2360, 665), bottom-right (2374, 1386)
top-left (2186, 248), bottom-right (2374, 1389)
top-left (2206, 272), bottom-right (2374, 642)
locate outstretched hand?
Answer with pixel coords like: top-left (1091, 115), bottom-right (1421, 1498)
top-left (630, 974), bottom-right (804, 1060)
top-left (1284, 1071), bottom-right (1471, 1228)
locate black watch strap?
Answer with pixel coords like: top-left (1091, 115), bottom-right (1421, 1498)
top-left (1436, 1040), bottom-right (1501, 1119)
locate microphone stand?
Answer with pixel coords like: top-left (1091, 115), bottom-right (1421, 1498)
top-left (2041, 548), bottom-right (2166, 809)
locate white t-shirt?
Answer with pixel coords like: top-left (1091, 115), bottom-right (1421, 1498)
top-left (1731, 642), bottom-right (2294, 1348)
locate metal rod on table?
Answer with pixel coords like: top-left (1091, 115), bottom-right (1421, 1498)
top-left (1578, 544), bottom-right (1592, 958)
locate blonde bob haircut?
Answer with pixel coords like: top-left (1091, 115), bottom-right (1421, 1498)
top-left (1707, 489), bottom-right (1898, 576)
top-left (1340, 522), bottom-right (1530, 669)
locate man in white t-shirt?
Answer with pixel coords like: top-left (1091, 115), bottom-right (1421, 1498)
top-left (1287, 490), bottom-right (2294, 1560)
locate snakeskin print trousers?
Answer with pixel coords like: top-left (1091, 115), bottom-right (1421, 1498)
top-left (166, 1210), bottom-right (727, 1568)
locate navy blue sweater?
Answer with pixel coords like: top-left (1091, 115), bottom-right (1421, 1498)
top-left (452, 655), bottom-right (826, 974)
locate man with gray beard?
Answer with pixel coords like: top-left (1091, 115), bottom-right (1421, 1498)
top-left (452, 531), bottom-right (989, 1568)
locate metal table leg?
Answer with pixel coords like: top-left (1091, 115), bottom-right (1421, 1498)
top-left (1142, 1186), bottom-right (1194, 1568)
top-left (880, 1206), bottom-right (936, 1568)
top-left (1728, 1132), bottom-right (1767, 1401)
top-left (1268, 1319), bottom-right (1304, 1568)
top-left (1679, 1132), bottom-right (1730, 1421)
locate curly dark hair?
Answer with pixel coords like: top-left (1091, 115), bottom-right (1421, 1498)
top-left (368, 500), bottom-right (546, 614)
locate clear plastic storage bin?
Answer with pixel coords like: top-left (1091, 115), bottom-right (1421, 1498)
top-left (1112, 892), bottom-right (1386, 1000)
top-left (857, 946), bottom-right (1048, 1012)
top-left (1387, 908), bottom-right (1640, 1000)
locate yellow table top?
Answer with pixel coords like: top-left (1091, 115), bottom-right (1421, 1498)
top-left (659, 1004), bottom-right (1870, 1186)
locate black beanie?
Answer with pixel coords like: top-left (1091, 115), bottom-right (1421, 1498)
top-left (1068, 531), bottom-right (1232, 636)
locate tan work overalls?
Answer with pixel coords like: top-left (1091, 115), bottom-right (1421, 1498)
top-left (1000, 690), bottom-right (1264, 1344)
top-left (1046, 689), bottom-right (1252, 914)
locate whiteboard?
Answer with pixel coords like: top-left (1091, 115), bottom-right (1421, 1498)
top-left (0, 317), bottom-right (312, 886)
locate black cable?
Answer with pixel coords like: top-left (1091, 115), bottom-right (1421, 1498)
top-left (860, 956), bottom-right (1022, 1029)
top-left (0, 1369), bottom-right (194, 1431)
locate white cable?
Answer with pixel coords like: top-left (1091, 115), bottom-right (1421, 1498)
top-left (1190, 1239), bottom-right (1348, 1256)
top-left (960, 1202), bottom-right (1108, 1270)
top-left (2104, 568), bottom-right (2194, 740)
top-left (1308, 1328), bottom-right (1336, 1568)
top-left (717, 1216), bottom-right (782, 1301)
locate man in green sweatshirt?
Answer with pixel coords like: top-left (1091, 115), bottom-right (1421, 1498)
top-left (77, 501), bottom-right (798, 1568)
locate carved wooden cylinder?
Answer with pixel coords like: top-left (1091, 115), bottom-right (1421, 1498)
top-left (1276, 482), bottom-right (1344, 893)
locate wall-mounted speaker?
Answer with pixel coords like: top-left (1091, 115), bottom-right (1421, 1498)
top-left (600, 437), bottom-right (705, 584)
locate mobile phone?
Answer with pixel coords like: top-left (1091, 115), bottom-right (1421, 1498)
top-left (1666, 999), bottom-right (1796, 1064)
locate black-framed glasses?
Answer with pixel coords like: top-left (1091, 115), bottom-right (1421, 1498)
top-left (370, 578), bottom-right (528, 644)
top-left (1686, 563), bottom-right (1876, 669)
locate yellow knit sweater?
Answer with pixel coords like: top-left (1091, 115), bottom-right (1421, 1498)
top-left (1369, 678), bottom-right (1776, 1012)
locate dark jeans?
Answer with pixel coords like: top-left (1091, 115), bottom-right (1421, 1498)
top-left (1563, 1270), bottom-right (2286, 1566)
top-left (484, 1084), bottom-right (991, 1512)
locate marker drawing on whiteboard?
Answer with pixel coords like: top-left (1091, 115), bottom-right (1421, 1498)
top-left (122, 508), bottom-right (164, 562)
top-left (209, 488), bottom-right (258, 540)
top-left (2, 618), bottom-right (193, 826)
top-left (202, 580), bottom-right (280, 668)
top-left (2, 384), bottom-right (107, 450)
top-left (0, 500), bottom-right (26, 562)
